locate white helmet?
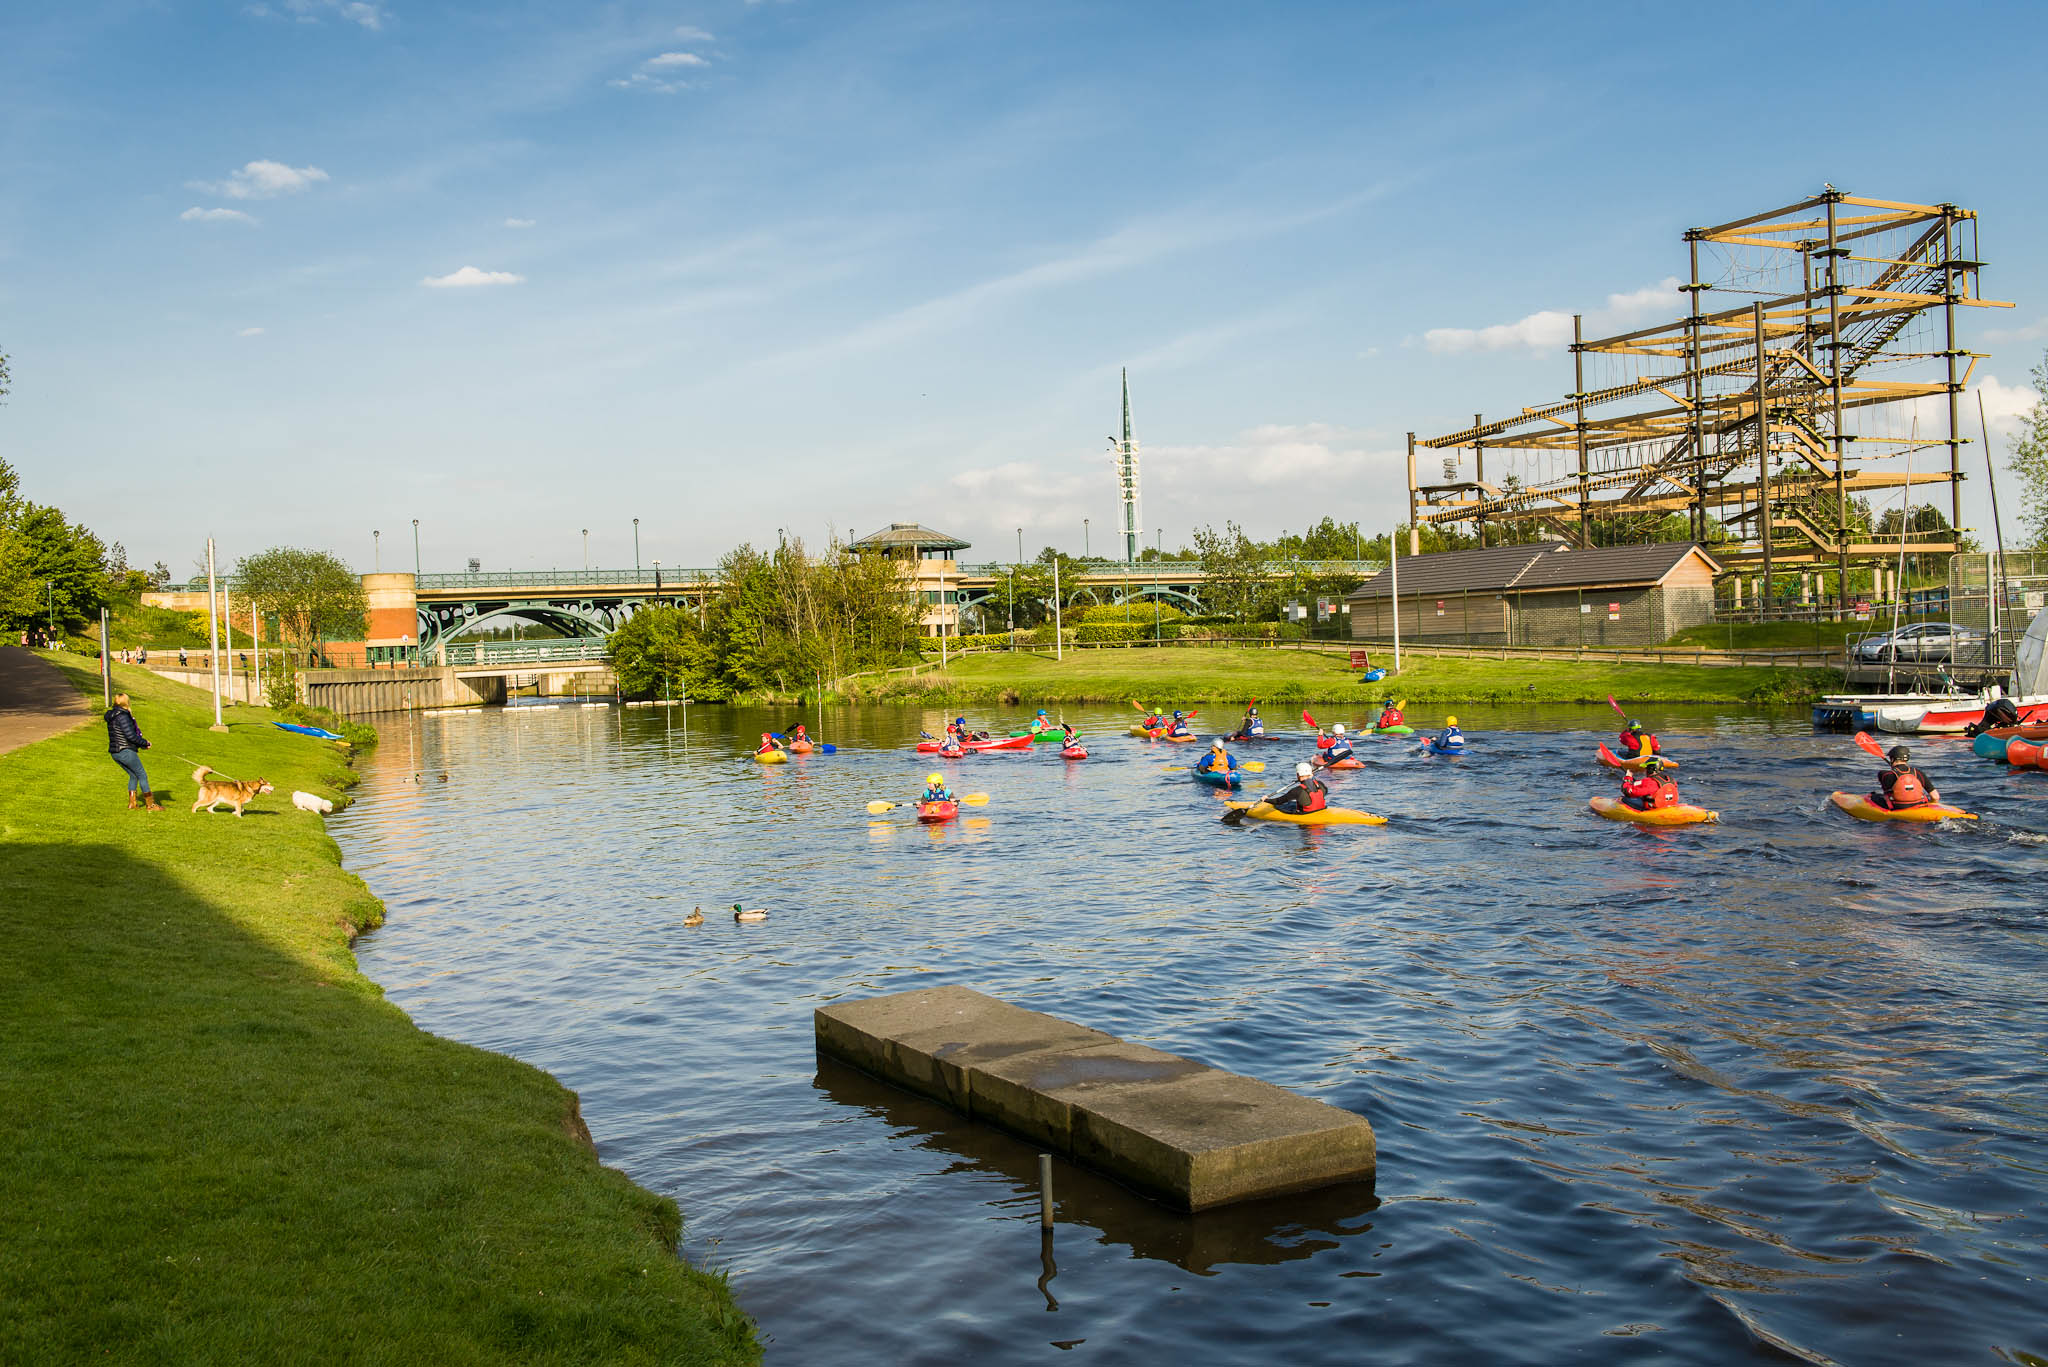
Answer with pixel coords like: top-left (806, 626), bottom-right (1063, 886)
top-left (1296, 761), bottom-right (1313, 778)
top-left (1332, 723), bottom-right (1346, 736)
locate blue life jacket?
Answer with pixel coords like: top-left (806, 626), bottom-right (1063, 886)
top-left (1437, 728), bottom-right (1465, 749)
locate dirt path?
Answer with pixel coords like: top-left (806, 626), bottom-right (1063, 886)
top-left (0, 647), bottom-right (93, 756)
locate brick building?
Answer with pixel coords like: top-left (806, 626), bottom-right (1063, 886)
top-left (1346, 541), bottom-right (1722, 648)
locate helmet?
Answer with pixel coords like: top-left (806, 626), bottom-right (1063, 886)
top-left (1445, 716), bottom-right (1458, 727)
top-left (1296, 761), bottom-right (1314, 778)
top-left (1382, 698), bottom-right (1394, 708)
top-left (927, 773), bottom-right (943, 785)
top-left (1173, 710), bottom-right (1185, 719)
top-left (1332, 723), bottom-right (1346, 735)
top-left (1642, 756), bottom-right (1663, 772)
top-left (1248, 706), bottom-right (1259, 715)
top-left (1887, 745), bottom-right (1911, 765)
top-left (1036, 709), bottom-right (1048, 716)
top-left (1211, 739), bottom-right (1225, 751)
top-left (1629, 721), bottom-right (1646, 734)
top-left (761, 733), bottom-right (771, 742)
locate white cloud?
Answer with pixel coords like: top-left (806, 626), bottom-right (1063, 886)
top-left (646, 51), bottom-right (707, 68)
top-left (504, 217), bottom-right (535, 228)
top-left (1423, 276), bottom-right (1683, 355)
top-left (238, 327), bottom-right (266, 337)
top-left (248, 0), bottom-right (387, 28)
top-left (421, 266), bottom-right (526, 288)
top-left (674, 25), bottom-right (713, 40)
top-left (1982, 316), bottom-right (2048, 346)
top-left (610, 71), bottom-right (692, 93)
top-left (192, 160), bottom-right (330, 200)
top-left (180, 206), bottom-right (258, 225)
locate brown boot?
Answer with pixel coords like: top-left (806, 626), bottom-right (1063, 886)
top-left (143, 791), bottom-right (164, 813)
top-left (127, 790), bottom-right (139, 810)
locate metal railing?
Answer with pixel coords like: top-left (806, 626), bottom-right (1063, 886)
top-left (440, 639), bottom-right (610, 665)
top-left (417, 569), bottom-right (718, 591)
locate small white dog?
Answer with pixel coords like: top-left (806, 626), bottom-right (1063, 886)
top-left (291, 790), bottom-right (335, 815)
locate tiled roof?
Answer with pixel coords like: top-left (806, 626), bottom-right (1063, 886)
top-left (1347, 541), bottom-right (1718, 599)
top-left (850, 522), bottom-right (971, 551)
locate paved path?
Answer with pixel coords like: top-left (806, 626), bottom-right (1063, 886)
top-left (0, 647), bottom-right (93, 756)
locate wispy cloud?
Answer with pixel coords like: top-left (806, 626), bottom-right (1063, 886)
top-left (645, 51), bottom-right (707, 69)
top-left (190, 160), bottom-right (330, 200)
top-left (247, 0), bottom-right (388, 29)
top-left (674, 25), bottom-right (713, 40)
top-left (1422, 277), bottom-right (1683, 355)
top-left (504, 217), bottom-right (535, 229)
top-left (180, 206), bottom-right (258, 225)
top-left (1982, 316), bottom-right (2048, 346)
top-left (421, 266), bottom-right (526, 288)
top-left (610, 71), bottom-right (693, 93)
top-left (238, 327), bottom-right (266, 337)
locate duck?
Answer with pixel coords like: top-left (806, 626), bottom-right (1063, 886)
top-left (732, 904), bottom-right (768, 922)
top-left (683, 906), bottom-right (704, 927)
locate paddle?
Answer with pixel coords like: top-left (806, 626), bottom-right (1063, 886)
top-left (1164, 761), bottom-right (1265, 773)
top-left (866, 793), bottom-right (991, 814)
top-left (771, 731), bottom-right (837, 753)
top-left (1606, 694), bottom-right (1627, 718)
top-left (1854, 731), bottom-right (1887, 760)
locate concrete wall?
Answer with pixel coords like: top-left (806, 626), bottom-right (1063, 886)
top-left (300, 667), bottom-right (503, 716)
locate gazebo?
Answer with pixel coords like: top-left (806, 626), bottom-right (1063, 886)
top-left (850, 523), bottom-right (971, 635)
top-left (849, 523), bottom-right (971, 562)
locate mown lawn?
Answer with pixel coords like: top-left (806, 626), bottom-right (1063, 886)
top-left (0, 657), bottom-right (756, 1365)
top-left (861, 645), bottom-right (1835, 707)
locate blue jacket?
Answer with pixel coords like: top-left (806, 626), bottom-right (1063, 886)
top-left (104, 706), bottom-right (146, 754)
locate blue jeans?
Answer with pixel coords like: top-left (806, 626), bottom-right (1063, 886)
top-left (112, 748), bottom-right (150, 793)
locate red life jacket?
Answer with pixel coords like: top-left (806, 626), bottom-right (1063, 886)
top-left (1622, 773), bottom-right (1678, 807)
top-left (1885, 768), bottom-right (1931, 807)
top-left (1379, 709), bottom-right (1403, 728)
top-left (1299, 781), bottom-right (1328, 813)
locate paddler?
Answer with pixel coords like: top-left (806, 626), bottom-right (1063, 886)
top-left (1030, 709), bottom-right (1055, 734)
top-left (936, 732), bottom-right (966, 758)
top-left (1315, 723), bottom-right (1355, 765)
top-left (1267, 761), bottom-right (1328, 815)
top-left (1059, 721), bottom-right (1079, 747)
top-left (1375, 698), bottom-right (1404, 730)
top-left (1430, 716), bottom-right (1466, 752)
top-left (1235, 705), bottom-right (1265, 739)
top-left (791, 723), bottom-right (811, 746)
top-left (1618, 756), bottom-right (1680, 811)
top-left (1195, 739), bottom-right (1238, 777)
top-left (1870, 745), bottom-right (1942, 812)
top-left (755, 732), bottom-right (783, 756)
top-left (922, 772), bottom-right (955, 802)
top-left (1166, 710), bottom-right (1193, 739)
top-left (1616, 719), bottom-right (1660, 760)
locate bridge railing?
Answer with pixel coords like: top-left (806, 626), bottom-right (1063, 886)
top-left (952, 560), bottom-right (1382, 580)
top-left (418, 569), bottom-right (720, 590)
top-left (441, 639), bottom-right (611, 665)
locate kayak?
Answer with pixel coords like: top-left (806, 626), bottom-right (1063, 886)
top-left (1193, 768), bottom-right (1243, 790)
top-left (1228, 731), bottom-right (1272, 742)
top-left (787, 741), bottom-right (815, 754)
top-left (1224, 801), bottom-right (1386, 826)
top-left (1425, 741), bottom-right (1467, 757)
top-left (1362, 668), bottom-right (1387, 682)
top-left (1589, 796), bottom-right (1718, 826)
top-left (274, 721), bottom-right (344, 740)
top-left (2007, 739), bottom-right (2044, 769)
top-left (1030, 731), bottom-right (1068, 744)
top-left (1373, 725), bottom-right (1414, 736)
top-left (1977, 722), bottom-right (2048, 742)
top-left (1829, 791), bottom-right (1976, 823)
top-left (756, 750), bottom-right (788, 764)
top-left (1061, 746), bottom-right (1088, 760)
top-left (1972, 732), bottom-right (2011, 761)
top-left (1129, 724), bottom-right (1167, 738)
top-left (1318, 756), bottom-right (1364, 770)
top-left (1596, 742), bottom-right (1668, 771)
top-left (916, 799), bottom-right (959, 824)
top-left (1165, 733), bottom-right (1198, 742)
top-left (916, 733), bottom-right (1032, 753)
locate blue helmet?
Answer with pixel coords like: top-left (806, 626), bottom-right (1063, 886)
top-left (1173, 710), bottom-right (1185, 719)
top-left (1036, 709), bottom-right (1048, 716)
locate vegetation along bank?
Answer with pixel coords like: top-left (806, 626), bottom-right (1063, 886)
top-left (0, 656), bottom-right (756, 1364)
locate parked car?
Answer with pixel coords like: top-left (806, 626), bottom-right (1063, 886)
top-left (1851, 622), bottom-right (1989, 664)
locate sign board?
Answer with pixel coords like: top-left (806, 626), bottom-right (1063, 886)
top-left (1607, 611), bottom-right (1620, 621)
top-left (1580, 603), bottom-right (1592, 614)
top-left (1349, 650), bottom-right (1369, 666)
top-left (1608, 602), bottom-right (1620, 612)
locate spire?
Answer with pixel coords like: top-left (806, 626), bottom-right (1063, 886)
top-left (1121, 367), bottom-right (1132, 447)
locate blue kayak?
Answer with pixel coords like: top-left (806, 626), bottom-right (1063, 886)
top-left (1362, 668), bottom-right (1387, 682)
top-left (1425, 740), bottom-right (1467, 757)
top-left (1193, 767), bottom-right (1244, 790)
top-left (1972, 732), bottom-right (2011, 761)
top-left (274, 721), bottom-right (344, 740)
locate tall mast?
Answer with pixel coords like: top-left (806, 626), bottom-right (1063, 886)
top-left (1117, 368), bottom-right (1141, 565)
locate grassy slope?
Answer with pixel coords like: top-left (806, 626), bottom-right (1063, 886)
top-left (0, 658), bottom-right (756, 1365)
top-left (859, 646), bottom-right (1835, 706)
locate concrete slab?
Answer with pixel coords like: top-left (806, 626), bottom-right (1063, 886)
top-left (815, 986), bottom-right (1375, 1211)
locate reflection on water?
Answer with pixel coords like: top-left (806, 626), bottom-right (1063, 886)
top-left (330, 701), bottom-right (2048, 1365)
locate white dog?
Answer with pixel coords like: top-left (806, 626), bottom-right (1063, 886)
top-left (291, 790), bottom-right (335, 815)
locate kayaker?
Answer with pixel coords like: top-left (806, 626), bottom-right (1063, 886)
top-left (1317, 723), bottom-right (1354, 765)
top-left (922, 773), bottom-right (954, 802)
top-left (1235, 705), bottom-right (1265, 739)
top-left (1966, 697), bottom-right (2021, 737)
top-left (791, 723), bottom-right (810, 746)
top-left (1431, 717), bottom-right (1466, 752)
top-left (937, 733), bottom-right (966, 758)
top-left (1059, 721), bottom-right (1079, 746)
top-left (1871, 745), bottom-right (1941, 811)
top-left (1616, 720), bottom-right (1659, 760)
top-left (1268, 761), bottom-right (1328, 815)
top-left (755, 732), bottom-right (783, 755)
top-left (1167, 710), bottom-right (1193, 739)
top-left (1195, 739), bottom-right (1238, 777)
top-left (1031, 709), bottom-right (1054, 734)
top-left (1618, 756), bottom-right (1680, 811)
top-left (1375, 698), bottom-right (1404, 729)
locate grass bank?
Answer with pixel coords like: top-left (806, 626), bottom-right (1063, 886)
top-left (0, 657), bottom-right (756, 1364)
top-left (852, 646), bottom-right (1836, 707)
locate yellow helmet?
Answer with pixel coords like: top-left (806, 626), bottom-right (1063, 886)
top-left (927, 772), bottom-right (943, 785)
top-left (1445, 716), bottom-right (1458, 726)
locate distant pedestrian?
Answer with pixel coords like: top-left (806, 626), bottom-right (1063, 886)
top-left (104, 692), bottom-right (163, 812)
top-left (137, 648), bottom-right (148, 665)
top-left (178, 647), bottom-right (188, 667)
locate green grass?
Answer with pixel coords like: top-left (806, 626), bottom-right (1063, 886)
top-left (0, 658), bottom-right (757, 1365)
top-left (854, 646), bottom-right (1836, 707)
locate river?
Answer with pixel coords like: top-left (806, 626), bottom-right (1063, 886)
top-left (328, 701), bottom-right (2048, 1365)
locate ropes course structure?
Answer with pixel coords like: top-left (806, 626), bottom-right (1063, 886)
top-left (1407, 188), bottom-right (2012, 607)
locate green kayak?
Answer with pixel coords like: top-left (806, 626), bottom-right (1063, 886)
top-left (1373, 725), bottom-right (1414, 736)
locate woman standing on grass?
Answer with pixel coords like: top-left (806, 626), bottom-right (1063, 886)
top-left (105, 693), bottom-right (162, 812)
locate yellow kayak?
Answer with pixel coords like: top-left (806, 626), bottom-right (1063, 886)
top-left (1224, 801), bottom-right (1387, 826)
top-left (1589, 796), bottom-right (1717, 826)
top-left (1829, 791), bottom-right (1973, 823)
top-left (756, 750), bottom-right (788, 764)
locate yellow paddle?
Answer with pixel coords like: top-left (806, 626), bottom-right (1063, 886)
top-left (1163, 761), bottom-right (1264, 772)
top-left (866, 794), bottom-right (991, 814)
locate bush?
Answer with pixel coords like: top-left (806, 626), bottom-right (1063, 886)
top-left (1065, 602), bottom-right (1185, 625)
top-left (1074, 622), bottom-right (1182, 643)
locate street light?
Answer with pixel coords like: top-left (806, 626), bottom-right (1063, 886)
top-left (1084, 518), bottom-right (1090, 558)
top-left (411, 520), bottom-right (421, 665)
top-left (1154, 529), bottom-right (1162, 640)
top-left (583, 528), bottom-right (589, 571)
top-left (1017, 528), bottom-right (1023, 565)
top-left (373, 529), bottom-right (381, 572)
top-left (633, 518), bottom-right (640, 572)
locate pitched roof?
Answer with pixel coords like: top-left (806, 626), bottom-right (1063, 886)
top-left (1346, 540), bottom-right (1719, 599)
top-left (850, 522), bottom-right (971, 552)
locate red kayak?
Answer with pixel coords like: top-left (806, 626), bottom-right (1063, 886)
top-left (1319, 757), bottom-right (1364, 770)
top-left (1061, 745), bottom-right (1088, 760)
top-left (915, 734), bottom-right (1032, 753)
top-left (916, 799), bottom-right (960, 823)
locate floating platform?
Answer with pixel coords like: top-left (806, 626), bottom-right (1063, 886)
top-left (814, 985), bottom-right (1375, 1211)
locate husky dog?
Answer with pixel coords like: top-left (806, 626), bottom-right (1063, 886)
top-left (291, 790), bottom-right (335, 815)
top-left (191, 765), bottom-right (275, 817)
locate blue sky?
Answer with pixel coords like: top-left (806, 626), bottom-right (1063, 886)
top-left (3, 0), bottom-right (2044, 575)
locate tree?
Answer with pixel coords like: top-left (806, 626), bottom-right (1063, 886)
top-left (0, 346), bottom-right (11, 406)
top-left (2008, 348), bottom-right (2048, 548)
top-left (233, 548), bottom-right (367, 658)
top-left (607, 606), bottom-right (722, 700)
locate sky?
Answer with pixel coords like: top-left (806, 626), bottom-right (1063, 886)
top-left (3, 0), bottom-right (2046, 577)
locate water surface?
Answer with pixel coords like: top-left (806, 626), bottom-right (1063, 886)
top-left (331, 702), bottom-right (2048, 1365)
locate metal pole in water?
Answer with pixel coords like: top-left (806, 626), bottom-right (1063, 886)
top-left (1038, 1153), bottom-right (1053, 1229)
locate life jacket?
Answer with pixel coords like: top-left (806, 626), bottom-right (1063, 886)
top-left (1621, 773), bottom-right (1676, 807)
top-left (1168, 722), bottom-right (1191, 737)
top-left (1437, 730), bottom-right (1464, 749)
top-left (1199, 752), bottom-right (1229, 772)
top-left (1619, 730), bottom-right (1657, 757)
top-left (1299, 781), bottom-right (1327, 813)
top-left (938, 740), bottom-right (963, 756)
top-left (1325, 742), bottom-right (1353, 763)
top-left (1378, 709), bottom-right (1403, 728)
top-left (924, 786), bottom-right (951, 801)
top-left (1884, 768), bottom-right (1931, 808)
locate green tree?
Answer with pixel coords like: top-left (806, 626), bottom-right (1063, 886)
top-left (233, 548), bottom-right (367, 658)
top-left (2007, 349), bottom-right (2048, 548)
top-left (11, 503), bottom-right (109, 633)
top-left (607, 606), bottom-right (723, 700)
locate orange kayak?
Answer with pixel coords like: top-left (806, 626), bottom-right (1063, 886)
top-left (1596, 742), bottom-right (1676, 771)
top-left (1589, 796), bottom-right (1717, 826)
top-left (1829, 792), bottom-right (1975, 823)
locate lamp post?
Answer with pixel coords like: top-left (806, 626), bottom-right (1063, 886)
top-left (1154, 529), bottom-right (1162, 640)
top-left (46, 580), bottom-right (56, 640)
top-left (583, 528), bottom-right (589, 571)
top-left (633, 518), bottom-right (640, 572)
top-left (1084, 518), bottom-right (1090, 558)
top-left (411, 520), bottom-right (422, 665)
top-left (374, 529), bottom-right (381, 572)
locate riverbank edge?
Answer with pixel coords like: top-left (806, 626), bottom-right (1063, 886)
top-left (0, 655), bottom-right (759, 1364)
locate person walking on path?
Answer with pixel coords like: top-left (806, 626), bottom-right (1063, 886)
top-left (105, 692), bottom-right (163, 811)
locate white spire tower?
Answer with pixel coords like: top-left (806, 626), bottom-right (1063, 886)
top-left (1110, 368), bottom-right (1141, 564)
